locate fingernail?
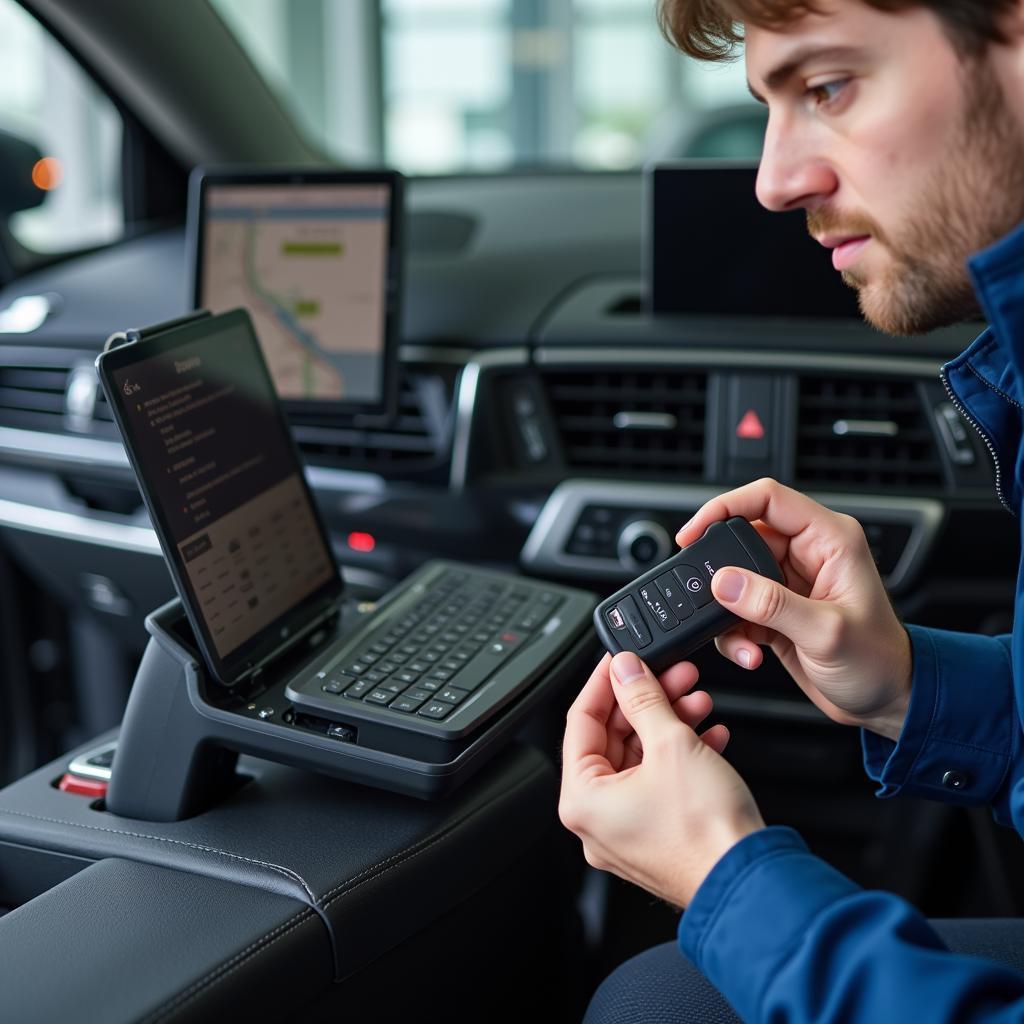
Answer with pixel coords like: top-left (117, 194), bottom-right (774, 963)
top-left (611, 651), bottom-right (646, 684)
top-left (738, 649), bottom-right (751, 669)
top-left (715, 569), bottom-right (745, 603)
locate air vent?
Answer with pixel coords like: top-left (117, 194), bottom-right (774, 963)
top-left (796, 375), bottom-right (943, 489)
top-left (544, 368), bottom-right (707, 476)
top-left (289, 365), bottom-right (459, 483)
top-left (0, 347), bottom-right (74, 433)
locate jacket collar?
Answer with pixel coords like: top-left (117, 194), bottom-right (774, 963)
top-left (942, 219), bottom-right (1024, 403)
top-left (938, 220), bottom-right (1024, 513)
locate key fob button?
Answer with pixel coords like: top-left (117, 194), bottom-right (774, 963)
top-left (614, 594), bottom-right (652, 649)
top-left (654, 572), bottom-right (694, 620)
top-left (639, 584), bottom-right (680, 632)
top-left (673, 564), bottom-right (713, 608)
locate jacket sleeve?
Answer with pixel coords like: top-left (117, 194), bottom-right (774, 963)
top-left (680, 827), bottom-right (1024, 1023)
top-left (861, 624), bottom-right (1022, 823)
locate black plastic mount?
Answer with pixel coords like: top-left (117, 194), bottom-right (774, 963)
top-left (105, 599), bottom-right (596, 822)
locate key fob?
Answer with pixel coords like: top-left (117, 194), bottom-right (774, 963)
top-left (593, 516), bottom-right (785, 674)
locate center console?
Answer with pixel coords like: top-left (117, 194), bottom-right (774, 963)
top-left (0, 731), bottom-right (575, 1022)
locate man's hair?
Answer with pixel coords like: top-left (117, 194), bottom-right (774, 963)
top-left (658, 0), bottom-right (1015, 61)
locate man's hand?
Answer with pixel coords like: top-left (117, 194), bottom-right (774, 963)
top-left (678, 478), bottom-right (912, 741)
top-left (559, 651), bottom-right (764, 909)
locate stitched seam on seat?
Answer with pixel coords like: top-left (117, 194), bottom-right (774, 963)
top-left (143, 908), bottom-right (315, 1023)
top-left (143, 760), bottom-right (548, 1020)
top-left (0, 807), bottom-right (316, 902)
top-left (320, 763), bottom-right (548, 908)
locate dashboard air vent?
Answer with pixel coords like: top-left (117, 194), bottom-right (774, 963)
top-left (0, 347), bottom-right (75, 433)
top-left (288, 365), bottom-right (459, 482)
top-left (795, 375), bottom-right (943, 489)
top-left (544, 368), bottom-right (707, 476)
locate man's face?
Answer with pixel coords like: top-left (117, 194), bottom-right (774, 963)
top-left (746, 0), bottom-right (1024, 335)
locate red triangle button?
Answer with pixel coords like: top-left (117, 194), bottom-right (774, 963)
top-left (736, 409), bottom-right (766, 440)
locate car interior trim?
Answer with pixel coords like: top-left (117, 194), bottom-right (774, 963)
top-left (535, 346), bottom-right (945, 379)
top-left (449, 347), bottom-right (530, 492)
top-left (520, 479), bottom-right (944, 593)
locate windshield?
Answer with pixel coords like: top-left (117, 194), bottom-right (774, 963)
top-left (211, 0), bottom-right (762, 173)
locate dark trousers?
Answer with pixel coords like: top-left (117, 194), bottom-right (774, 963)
top-left (584, 920), bottom-right (1024, 1024)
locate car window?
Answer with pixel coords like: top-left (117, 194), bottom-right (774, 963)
top-left (0, 0), bottom-right (123, 253)
top-left (210, 0), bottom-right (760, 173)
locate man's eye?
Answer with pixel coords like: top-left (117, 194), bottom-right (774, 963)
top-left (807, 79), bottom-right (849, 107)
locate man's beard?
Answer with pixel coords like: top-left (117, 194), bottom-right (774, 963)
top-left (807, 62), bottom-right (1024, 336)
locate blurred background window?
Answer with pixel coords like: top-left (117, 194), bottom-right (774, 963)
top-left (0, 0), bottom-right (123, 252)
top-left (211, 0), bottom-right (763, 174)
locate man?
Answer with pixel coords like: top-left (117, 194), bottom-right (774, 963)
top-left (558, 0), bottom-right (1024, 1020)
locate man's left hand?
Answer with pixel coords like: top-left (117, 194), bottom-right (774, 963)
top-left (559, 651), bottom-right (765, 908)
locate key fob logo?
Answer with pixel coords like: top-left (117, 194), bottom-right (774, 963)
top-left (608, 607), bottom-right (626, 629)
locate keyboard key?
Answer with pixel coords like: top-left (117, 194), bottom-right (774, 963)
top-left (429, 668), bottom-right (454, 682)
top-left (398, 644), bottom-right (419, 656)
top-left (438, 687), bottom-right (470, 704)
top-left (391, 694), bottom-right (427, 713)
top-left (365, 689), bottom-right (393, 705)
top-left (419, 700), bottom-right (455, 720)
top-left (394, 670), bottom-right (420, 685)
top-left (344, 679), bottom-right (373, 699)
top-left (381, 679), bottom-right (408, 694)
top-left (363, 669), bottom-right (387, 684)
top-left (408, 660), bottom-right (431, 673)
top-left (406, 688), bottom-right (434, 702)
top-left (369, 642), bottom-right (391, 655)
top-left (417, 679), bottom-right (442, 692)
top-left (376, 661), bottom-right (400, 675)
top-left (321, 679), bottom-right (344, 694)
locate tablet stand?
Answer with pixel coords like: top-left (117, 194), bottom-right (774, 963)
top-left (105, 599), bottom-right (594, 821)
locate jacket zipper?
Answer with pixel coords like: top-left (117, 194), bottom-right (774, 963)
top-left (940, 367), bottom-right (1014, 514)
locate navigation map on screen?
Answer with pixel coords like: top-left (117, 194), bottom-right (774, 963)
top-left (199, 183), bottom-right (392, 403)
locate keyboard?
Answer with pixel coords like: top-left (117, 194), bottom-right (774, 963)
top-left (285, 561), bottom-right (594, 742)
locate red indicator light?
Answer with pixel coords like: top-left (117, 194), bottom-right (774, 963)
top-left (735, 409), bottom-right (766, 440)
top-left (348, 531), bottom-right (376, 553)
top-left (58, 773), bottom-right (108, 798)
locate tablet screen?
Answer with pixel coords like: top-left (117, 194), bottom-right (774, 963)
top-left (99, 310), bottom-right (341, 682)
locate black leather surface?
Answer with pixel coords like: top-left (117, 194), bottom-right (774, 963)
top-left (0, 735), bottom-right (556, 984)
top-left (0, 856), bottom-right (329, 1024)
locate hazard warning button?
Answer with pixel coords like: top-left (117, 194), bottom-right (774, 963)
top-left (735, 409), bottom-right (766, 440)
top-left (727, 376), bottom-right (773, 462)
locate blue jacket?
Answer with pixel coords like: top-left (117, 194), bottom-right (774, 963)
top-left (679, 217), bottom-right (1024, 1022)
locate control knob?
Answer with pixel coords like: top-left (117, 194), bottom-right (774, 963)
top-left (616, 519), bottom-right (671, 572)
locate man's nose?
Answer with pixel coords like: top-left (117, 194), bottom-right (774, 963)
top-left (755, 118), bottom-right (838, 212)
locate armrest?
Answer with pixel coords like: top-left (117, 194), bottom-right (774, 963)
top-left (0, 736), bottom-right (559, 1019)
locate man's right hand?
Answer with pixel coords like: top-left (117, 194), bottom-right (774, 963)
top-left (677, 479), bottom-right (912, 742)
